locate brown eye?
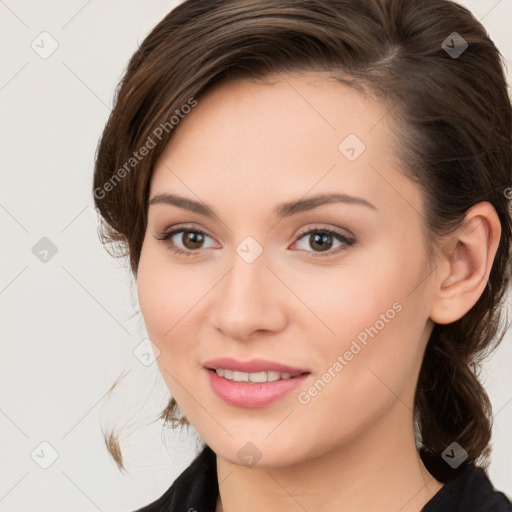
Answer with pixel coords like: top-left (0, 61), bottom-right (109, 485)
top-left (180, 230), bottom-right (206, 250)
top-left (156, 226), bottom-right (216, 257)
top-left (308, 232), bottom-right (334, 252)
top-left (292, 227), bottom-right (356, 258)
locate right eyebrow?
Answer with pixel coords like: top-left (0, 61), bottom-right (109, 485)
top-left (148, 193), bottom-right (215, 217)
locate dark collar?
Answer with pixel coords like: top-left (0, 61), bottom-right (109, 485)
top-left (133, 444), bottom-right (218, 512)
top-left (422, 463), bottom-right (511, 511)
top-left (134, 445), bottom-right (511, 512)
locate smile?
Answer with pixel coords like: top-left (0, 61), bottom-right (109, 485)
top-left (214, 368), bottom-right (304, 382)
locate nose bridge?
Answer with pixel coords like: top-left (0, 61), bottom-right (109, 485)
top-left (212, 245), bottom-right (283, 339)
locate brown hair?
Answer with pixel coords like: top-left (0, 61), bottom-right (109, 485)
top-left (93, 0), bottom-right (512, 479)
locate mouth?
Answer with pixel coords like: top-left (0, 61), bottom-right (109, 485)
top-left (207, 368), bottom-right (309, 383)
top-left (203, 356), bottom-right (310, 380)
top-left (203, 357), bottom-right (311, 408)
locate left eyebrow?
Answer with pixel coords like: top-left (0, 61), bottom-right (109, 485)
top-left (147, 192), bottom-right (378, 218)
top-left (274, 192), bottom-right (378, 217)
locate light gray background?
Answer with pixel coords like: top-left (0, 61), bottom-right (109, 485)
top-left (1, 1), bottom-right (511, 510)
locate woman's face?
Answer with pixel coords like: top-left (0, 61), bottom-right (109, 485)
top-left (137, 71), bottom-right (437, 467)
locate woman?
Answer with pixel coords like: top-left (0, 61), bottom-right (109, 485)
top-left (93, 0), bottom-right (512, 510)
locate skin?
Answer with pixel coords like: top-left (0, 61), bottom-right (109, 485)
top-left (136, 71), bottom-right (501, 512)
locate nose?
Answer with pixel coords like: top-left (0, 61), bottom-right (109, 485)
top-left (211, 249), bottom-right (287, 342)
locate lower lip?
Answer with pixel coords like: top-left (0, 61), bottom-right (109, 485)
top-left (206, 369), bottom-right (310, 408)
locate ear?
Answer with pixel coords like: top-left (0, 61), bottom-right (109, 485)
top-left (429, 202), bottom-right (501, 325)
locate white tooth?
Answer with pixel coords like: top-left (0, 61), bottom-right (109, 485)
top-left (233, 371), bottom-right (249, 382)
top-left (217, 368), bottom-right (298, 382)
top-left (249, 371), bottom-right (268, 383)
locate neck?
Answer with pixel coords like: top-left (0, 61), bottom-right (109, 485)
top-left (215, 405), bottom-right (444, 512)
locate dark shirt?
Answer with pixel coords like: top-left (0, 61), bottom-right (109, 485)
top-left (133, 444), bottom-right (512, 512)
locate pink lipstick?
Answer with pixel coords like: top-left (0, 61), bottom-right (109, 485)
top-left (204, 357), bottom-right (311, 408)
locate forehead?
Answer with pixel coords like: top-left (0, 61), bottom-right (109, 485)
top-left (150, 70), bottom-right (420, 219)
top-left (159, 70), bottom-right (389, 155)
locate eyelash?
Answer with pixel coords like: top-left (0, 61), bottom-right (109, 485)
top-left (155, 224), bottom-right (356, 259)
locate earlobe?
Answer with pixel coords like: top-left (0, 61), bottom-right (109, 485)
top-left (429, 202), bottom-right (501, 325)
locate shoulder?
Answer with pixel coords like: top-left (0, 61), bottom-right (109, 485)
top-left (131, 444), bottom-right (218, 512)
top-left (422, 464), bottom-right (512, 512)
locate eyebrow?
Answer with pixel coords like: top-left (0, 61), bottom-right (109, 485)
top-left (148, 192), bottom-right (377, 218)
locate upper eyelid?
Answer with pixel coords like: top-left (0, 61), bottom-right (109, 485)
top-left (156, 223), bottom-right (354, 247)
top-left (294, 224), bottom-right (354, 240)
top-left (158, 223), bottom-right (216, 241)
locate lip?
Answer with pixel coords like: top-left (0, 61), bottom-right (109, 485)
top-left (203, 357), bottom-right (310, 375)
top-left (203, 357), bottom-right (311, 408)
top-left (206, 369), bottom-right (310, 408)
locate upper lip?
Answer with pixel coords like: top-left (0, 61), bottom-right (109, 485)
top-left (204, 357), bottom-right (310, 375)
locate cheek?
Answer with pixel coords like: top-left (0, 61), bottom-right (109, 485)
top-left (136, 260), bottom-right (169, 340)
top-left (136, 244), bottom-right (221, 386)
top-left (291, 296), bottom-right (425, 458)
top-left (295, 242), bottom-right (429, 399)
top-left (137, 246), bottom-right (200, 339)
top-left (285, 248), bottom-right (422, 349)
top-left (136, 255), bottom-right (195, 396)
